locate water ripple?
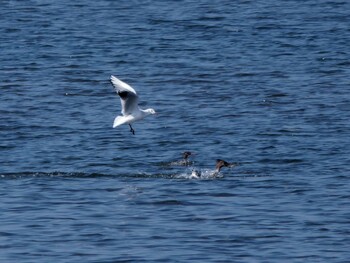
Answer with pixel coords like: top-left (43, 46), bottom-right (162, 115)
top-left (1, 0), bottom-right (350, 262)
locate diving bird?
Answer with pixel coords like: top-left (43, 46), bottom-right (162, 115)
top-left (169, 151), bottom-right (195, 166)
top-left (110, 75), bottom-right (156, 135)
top-left (182, 151), bottom-right (193, 162)
top-left (190, 159), bottom-right (235, 179)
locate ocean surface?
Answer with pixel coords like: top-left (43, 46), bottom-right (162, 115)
top-left (1, 0), bottom-right (350, 262)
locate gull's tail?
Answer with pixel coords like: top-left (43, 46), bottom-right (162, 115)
top-left (113, 115), bottom-right (134, 128)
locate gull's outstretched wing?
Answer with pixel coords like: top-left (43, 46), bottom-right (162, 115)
top-left (110, 75), bottom-right (139, 115)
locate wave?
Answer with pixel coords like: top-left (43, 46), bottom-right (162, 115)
top-left (0, 171), bottom-right (109, 179)
top-left (0, 169), bottom-right (271, 180)
top-left (0, 171), bottom-right (190, 180)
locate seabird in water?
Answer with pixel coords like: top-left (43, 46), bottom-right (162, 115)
top-left (181, 151), bottom-right (194, 165)
top-left (169, 151), bottom-right (195, 166)
top-left (190, 159), bottom-right (235, 179)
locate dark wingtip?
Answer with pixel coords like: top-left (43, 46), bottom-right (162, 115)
top-left (118, 90), bottom-right (128, 99)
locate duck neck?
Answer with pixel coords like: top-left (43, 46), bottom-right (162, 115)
top-left (215, 164), bottom-right (223, 173)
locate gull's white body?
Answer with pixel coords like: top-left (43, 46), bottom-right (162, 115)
top-left (110, 75), bottom-right (155, 133)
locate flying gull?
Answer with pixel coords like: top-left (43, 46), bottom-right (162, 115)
top-left (110, 75), bottom-right (156, 135)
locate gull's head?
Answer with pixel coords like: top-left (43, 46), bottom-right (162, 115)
top-left (145, 108), bottom-right (156, 115)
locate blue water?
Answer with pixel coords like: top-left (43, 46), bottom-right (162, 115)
top-left (1, 0), bottom-right (350, 262)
